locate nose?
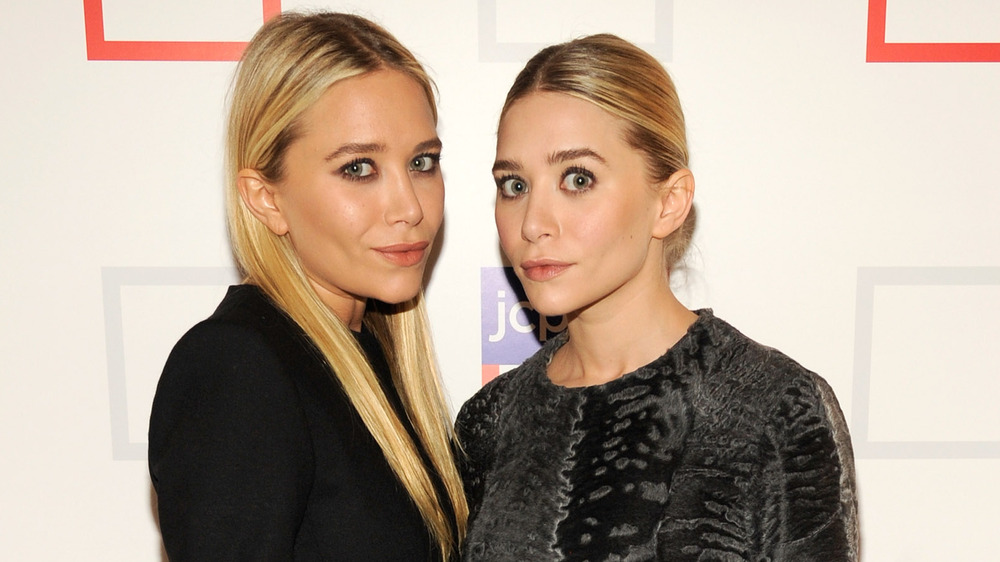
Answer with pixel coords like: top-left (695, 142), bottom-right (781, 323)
top-left (519, 187), bottom-right (556, 242)
top-left (385, 170), bottom-right (424, 226)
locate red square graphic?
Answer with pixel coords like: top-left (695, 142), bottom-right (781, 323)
top-left (867, 0), bottom-right (1000, 62)
top-left (84, 0), bottom-right (282, 61)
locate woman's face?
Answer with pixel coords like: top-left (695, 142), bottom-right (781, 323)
top-left (493, 92), bottom-right (669, 318)
top-left (263, 69), bottom-right (444, 314)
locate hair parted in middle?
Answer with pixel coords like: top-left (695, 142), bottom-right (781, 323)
top-left (224, 12), bottom-right (465, 558)
top-left (501, 33), bottom-right (696, 271)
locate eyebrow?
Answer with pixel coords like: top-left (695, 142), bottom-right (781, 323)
top-left (323, 138), bottom-right (442, 162)
top-left (324, 142), bottom-right (385, 162)
top-left (547, 148), bottom-right (606, 165)
top-left (492, 159), bottom-right (521, 173)
top-left (414, 138), bottom-right (443, 154)
top-left (492, 147), bottom-right (607, 174)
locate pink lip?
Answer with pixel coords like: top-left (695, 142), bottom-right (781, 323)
top-left (375, 241), bottom-right (430, 267)
top-left (520, 259), bottom-right (571, 282)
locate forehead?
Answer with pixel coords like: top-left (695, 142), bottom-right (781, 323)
top-left (497, 92), bottom-right (626, 150)
top-left (298, 69), bottom-right (436, 139)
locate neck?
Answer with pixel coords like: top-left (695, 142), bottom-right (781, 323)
top-left (337, 298), bottom-right (367, 332)
top-left (306, 277), bottom-right (367, 331)
top-left (548, 277), bottom-right (696, 388)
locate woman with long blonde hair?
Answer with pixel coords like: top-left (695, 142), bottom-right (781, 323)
top-left (149, 12), bottom-right (466, 560)
top-left (457, 34), bottom-right (857, 561)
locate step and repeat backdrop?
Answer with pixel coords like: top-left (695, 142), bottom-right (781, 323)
top-left (2, 1), bottom-right (998, 559)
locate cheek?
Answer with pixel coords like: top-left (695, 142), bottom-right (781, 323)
top-left (568, 209), bottom-right (604, 242)
top-left (494, 208), bottom-right (521, 253)
top-left (282, 198), bottom-right (323, 238)
top-left (609, 200), bottom-right (647, 238)
top-left (572, 206), bottom-right (636, 252)
top-left (494, 207), bottom-right (516, 235)
top-left (290, 198), bottom-right (362, 254)
top-left (421, 185), bottom-right (445, 227)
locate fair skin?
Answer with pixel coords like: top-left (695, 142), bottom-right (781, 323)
top-left (238, 69), bottom-right (444, 331)
top-left (494, 92), bottom-right (697, 387)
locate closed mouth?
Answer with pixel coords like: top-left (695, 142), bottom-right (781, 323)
top-left (375, 241), bottom-right (430, 266)
top-left (520, 259), bottom-right (571, 281)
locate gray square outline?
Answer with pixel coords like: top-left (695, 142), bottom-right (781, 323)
top-left (852, 266), bottom-right (1000, 458)
top-left (103, 266), bottom-right (238, 461)
top-left (478, 0), bottom-right (674, 63)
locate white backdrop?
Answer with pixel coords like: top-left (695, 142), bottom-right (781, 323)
top-left (2, 1), bottom-right (999, 560)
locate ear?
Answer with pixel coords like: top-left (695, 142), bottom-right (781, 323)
top-left (237, 169), bottom-right (289, 236)
top-left (652, 168), bottom-right (695, 239)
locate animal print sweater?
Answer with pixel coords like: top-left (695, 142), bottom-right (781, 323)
top-left (456, 310), bottom-right (858, 561)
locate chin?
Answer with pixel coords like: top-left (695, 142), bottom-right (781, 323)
top-left (370, 282), bottom-right (423, 305)
top-left (522, 292), bottom-right (572, 318)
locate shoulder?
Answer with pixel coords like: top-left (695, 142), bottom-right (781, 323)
top-left (455, 335), bottom-right (563, 462)
top-left (150, 286), bottom-right (324, 437)
top-left (693, 316), bottom-right (859, 557)
top-left (692, 312), bottom-right (829, 396)
top-left (148, 287), bottom-right (328, 558)
top-left (198, 284), bottom-right (303, 345)
top-left (455, 336), bottom-right (563, 514)
top-left (454, 368), bottom-right (517, 444)
top-left (685, 312), bottom-right (850, 434)
top-left (457, 334), bottom-right (562, 428)
top-left (164, 285), bottom-right (318, 379)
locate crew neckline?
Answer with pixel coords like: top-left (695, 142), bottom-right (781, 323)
top-left (535, 308), bottom-right (713, 392)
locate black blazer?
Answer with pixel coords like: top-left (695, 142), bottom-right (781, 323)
top-left (149, 285), bottom-right (440, 561)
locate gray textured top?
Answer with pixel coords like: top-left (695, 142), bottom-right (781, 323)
top-left (456, 310), bottom-right (858, 561)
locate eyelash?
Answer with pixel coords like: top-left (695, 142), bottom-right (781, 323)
top-left (495, 166), bottom-right (596, 199)
top-left (495, 174), bottom-right (527, 199)
top-left (562, 166), bottom-right (595, 193)
top-left (411, 152), bottom-right (441, 173)
top-left (338, 153), bottom-right (441, 182)
top-left (339, 158), bottom-right (376, 182)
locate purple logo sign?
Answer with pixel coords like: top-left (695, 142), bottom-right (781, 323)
top-left (481, 267), bottom-right (565, 384)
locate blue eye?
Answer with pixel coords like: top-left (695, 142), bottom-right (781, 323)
top-left (497, 176), bottom-right (528, 198)
top-left (342, 159), bottom-right (375, 179)
top-left (410, 153), bottom-right (440, 172)
top-left (563, 169), bottom-right (594, 191)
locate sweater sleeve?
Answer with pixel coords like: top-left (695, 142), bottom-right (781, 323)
top-left (454, 379), bottom-right (506, 522)
top-left (148, 322), bottom-right (314, 561)
top-left (771, 363), bottom-right (860, 562)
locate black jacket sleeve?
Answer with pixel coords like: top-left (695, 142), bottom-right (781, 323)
top-left (148, 321), bottom-right (315, 561)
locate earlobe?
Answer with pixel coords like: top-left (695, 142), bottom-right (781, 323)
top-left (652, 168), bottom-right (695, 239)
top-left (237, 169), bottom-right (289, 236)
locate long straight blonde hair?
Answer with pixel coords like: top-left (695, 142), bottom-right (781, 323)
top-left (225, 12), bottom-right (466, 557)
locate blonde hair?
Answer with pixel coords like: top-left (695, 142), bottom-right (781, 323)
top-left (501, 34), bottom-right (696, 271)
top-left (225, 12), bottom-right (466, 557)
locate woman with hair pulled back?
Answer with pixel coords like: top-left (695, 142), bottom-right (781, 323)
top-left (148, 12), bottom-right (466, 561)
top-left (457, 34), bottom-right (858, 561)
